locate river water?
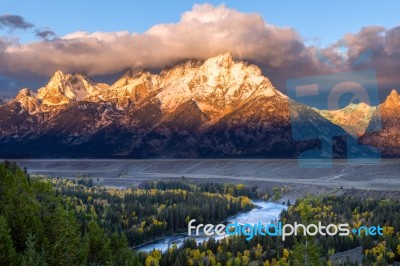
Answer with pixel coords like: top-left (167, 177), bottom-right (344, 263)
top-left (136, 200), bottom-right (287, 253)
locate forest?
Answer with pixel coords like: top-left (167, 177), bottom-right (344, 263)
top-left (52, 177), bottom-right (256, 246)
top-left (0, 161), bottom-right (399, 265)
top-left (139, 196), bottom-right (400, 266)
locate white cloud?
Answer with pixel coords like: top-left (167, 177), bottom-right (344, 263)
top-left (0, 4), bottom-right (399, 96)
top-left (0, 4), bottom-right (315, 77)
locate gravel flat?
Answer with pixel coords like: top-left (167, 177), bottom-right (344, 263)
top-left (10, 159), bottom-right (400, 191)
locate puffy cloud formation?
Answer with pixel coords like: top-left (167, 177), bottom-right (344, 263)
top-left (344, 26), bottom-right (400, 91)
top-left (0, 4), bottom-right (399, 97)
top-left (0, 5), bottom-right (317, 81)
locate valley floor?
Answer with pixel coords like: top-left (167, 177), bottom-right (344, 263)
top-left (12, 159), bottom-right (400, 197)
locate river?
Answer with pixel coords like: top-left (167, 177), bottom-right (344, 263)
top-left (136, 200), bottom-right (287, 253)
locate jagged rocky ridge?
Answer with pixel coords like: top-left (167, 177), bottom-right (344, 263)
top-left (360, 90), bottom-right (400, 156)
top-left (316, 103), bottom-right (376, 137)
top-left (0, 53), bottom-right (376, 158)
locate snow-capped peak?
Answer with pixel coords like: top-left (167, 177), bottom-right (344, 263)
top-left (386, 89), bottom-right (399, 102)
top-left (15, 88), bottom-right (35, 101)
top-left (316, 101), bottom-right (376, 137)
top-left (48, 70), bottom-right (66, 86)
top-left (380, 89), bottom-right (400, 111)
top-left (203, 52), bottom-right (233, 69)
top-left (7, 54), bottom-right (282, 113)
top-left (111, 68), bottom-right (137, 88)
top-left (36, 71), bottom-right (105, 106)
top-left (156, 53), bottom-right (280, 118)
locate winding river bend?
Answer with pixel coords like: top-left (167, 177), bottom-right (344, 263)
top-left (136, 200), bottom-right (287, 253)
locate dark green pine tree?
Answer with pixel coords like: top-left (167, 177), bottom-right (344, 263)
top-left (86, 220), bottom-right (112, 265)
top-left (291, 239), bottom-right (321, 266)
top-left (20, 234), bottom-right (47, 266)
top-left (0, 215), bottom-right (16, 265)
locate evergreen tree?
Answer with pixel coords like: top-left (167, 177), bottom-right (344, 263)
top-left (20, 234), bottom-right (47, 266)
top-left (291, 239), bottom-right (321, 266)
top-left (0, 215), bottom-right (15, 265)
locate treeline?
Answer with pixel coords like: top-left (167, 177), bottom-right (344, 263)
top-left (143, 180), bottom-right (259, 198)
top-left (0, 161), bottom-right (139, 265)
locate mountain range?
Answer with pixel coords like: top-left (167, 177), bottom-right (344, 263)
top-left (0, 53), bottom-right (397, 158)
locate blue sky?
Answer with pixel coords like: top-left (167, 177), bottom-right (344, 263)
top-left (1, 0), bottom-right (399, 47)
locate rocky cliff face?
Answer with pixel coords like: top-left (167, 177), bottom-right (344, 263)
top-left (0, 53), bottom-right (351, 158)
top-left (360, 90), bottom-right (400, 156)
top-left (316, 102), bottom-right (376, 137)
